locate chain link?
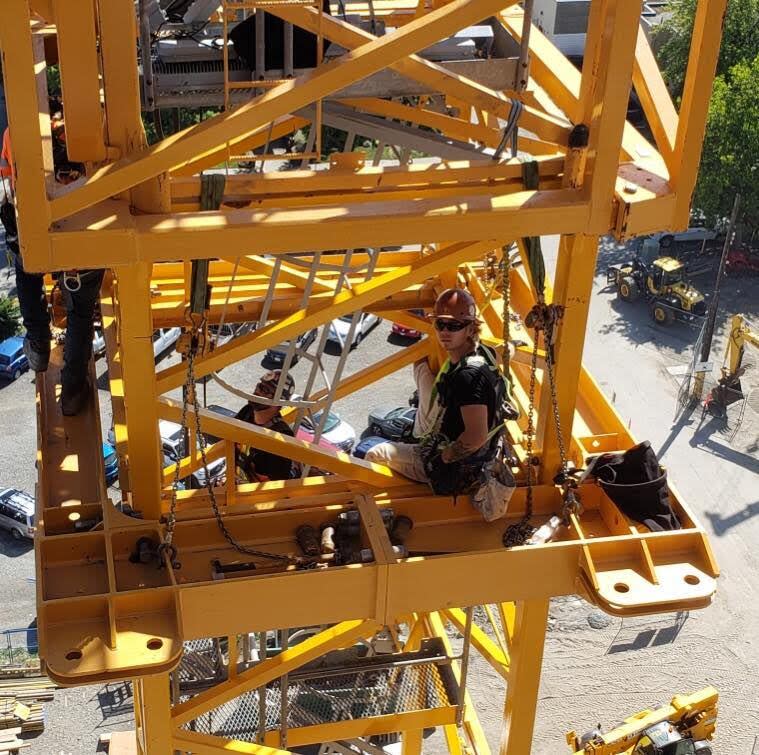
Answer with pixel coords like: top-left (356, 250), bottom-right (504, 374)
top-left (502, 327), bottom-right (538, 547)
top-left (161, 332), bottom-right (303, 568)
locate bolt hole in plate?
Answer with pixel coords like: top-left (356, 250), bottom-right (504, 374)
top-left (614, 582), bottom-right (630, 594)
top-left (147, 638), bottom-right (164, 651)
top-left (684, 574), bottom-right (701, 585)
top-left (66, 649), bottom-right (83, 661)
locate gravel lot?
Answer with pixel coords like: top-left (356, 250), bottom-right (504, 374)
top-left (1, 237), bottom-right (757, 753)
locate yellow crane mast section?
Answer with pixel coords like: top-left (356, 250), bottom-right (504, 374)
top-left (0, 0), bottom-right (728, 752)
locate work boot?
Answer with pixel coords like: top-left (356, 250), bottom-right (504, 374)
top-left (23, 337), bottom-right (50, 372)
top-left (60, 377), bottom-right (90, 417)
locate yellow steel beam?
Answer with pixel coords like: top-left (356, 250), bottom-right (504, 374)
top-left (171, 115), bottom-right (310, 177)
top-left (161, 437), bottom-right (226, 488)
top-left (155, 240), bottom-right (497, 392)
top-left (498, 599), bottom-right (550, 755)
top-left (0, 1), bottom-right (54, 273)
top-left (172, 731), bottom-right (290, 755)
top-left (157, 396), bottom-right (407, 487)
top-left (97, 0), bottom-right (169, 215)
top-left (49, 0), bottom-right (521, 222)
top-left (262, 708), bottom-right (458, 748)
top-left (170, 158), bottom-right (565, 205)
top-left (339, 96), bottom-right (508, 148)
top-left (670, 0), bottom-right (729, 228)
top-left (135, 674), bottom-right (173, 755)
top-left (30, 0), bottom-right (54, 21)
top-left (582, 0), bottom-right (644, 231)
top-left (152, 287), bottom-right (437, 328)
top-left (280, 337), bottom-right (431, 422)
top-left (499, 6), bottom-right (667, 179)
top-left (116, 265), bottom-right (164, 518)
top-left (632, 25), bottom-right (677, 169)
top-left (49, 188), bottom-right (588, 269)
top-left (427, 612), bottom-right (492, 755)
top-left (442, 607), bottom-right (510, 680)
top-left (222, 255), bottom-right (337, 293)
top-left (172, 619), bottom-right (377, 726)
top-left (53, 0), bottom-right (107, 162)
top-left (538, 234), bottom-right (599, 481)
top-left (266, 3), bottom-right (570, 146)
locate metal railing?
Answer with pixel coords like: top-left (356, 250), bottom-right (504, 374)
top-left (0, 626), bottom-right (40, 670)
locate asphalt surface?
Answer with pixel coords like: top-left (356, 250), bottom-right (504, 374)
top-left (1, 238), bottom-right (758, 753)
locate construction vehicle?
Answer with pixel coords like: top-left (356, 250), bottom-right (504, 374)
top-left (0, 0), bottom-right (727, 752)
top-left (567, 687), bottom-right (718, 755)
top-left (607, 256), bottom-right (706, 326)
top-left (704, 313), bottom-right (759, 418)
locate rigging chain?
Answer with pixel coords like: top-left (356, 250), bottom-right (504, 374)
top-left (502, 299), bottom-right (579, 548)
top-left (160, 321), bottom-right (310, 570)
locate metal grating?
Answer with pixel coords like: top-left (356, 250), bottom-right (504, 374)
top-left (183, 652), bottom-right (455, 742)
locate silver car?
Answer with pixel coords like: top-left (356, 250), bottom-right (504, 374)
top-left (0, 489), bottom-right (35, 540)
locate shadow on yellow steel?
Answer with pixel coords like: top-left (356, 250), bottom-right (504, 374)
top-left (35, 347), bottom-right (182, 685)
top-left (35, 341), bottom-right (718, 685)
top-left (0, 0), bottom-right (728, 748)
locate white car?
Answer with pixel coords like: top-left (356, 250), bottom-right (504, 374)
top-left (108, 420), bottom-right (225, 488)
top-left (152, 328), bottom-right (181, 359)
top-left (93, 327), bottom-right (181, 361)
top-left (327, 313), bottom-right (380, 350)
top-left (298, 409), bottom-right (356, 452)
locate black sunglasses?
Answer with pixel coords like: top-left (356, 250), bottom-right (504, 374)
top-left (434, 319), bottom-right (469, 332)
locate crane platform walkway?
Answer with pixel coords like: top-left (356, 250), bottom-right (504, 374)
top-left (33, 347), bottom-right (718, 686)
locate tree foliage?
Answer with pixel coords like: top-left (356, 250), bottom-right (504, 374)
top-left (695, 56), bottom-right (759, 228)
top-left (0, 295), bottom-right (21, 342)
top-left (655, 0), bottom-right (759, 227)
top-left (655, 0), bottom-right (759, 99)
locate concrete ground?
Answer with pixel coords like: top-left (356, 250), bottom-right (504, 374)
top-left (1, 236), bottom-right (757, 753)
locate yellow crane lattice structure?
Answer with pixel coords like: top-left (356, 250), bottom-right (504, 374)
top-left (0, 0), bottom-right (727, 752)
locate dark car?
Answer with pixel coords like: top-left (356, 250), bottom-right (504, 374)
top-left (264, 328), bottom-right (318, 367)
top-left (367, 406), bottom-right (417, 442)
top-left (0, 336), bottom-right (29, 381)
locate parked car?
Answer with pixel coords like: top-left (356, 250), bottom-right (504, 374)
top-left (209, 322), bottom-right (253, 348)
top-left (102, 441), bottom-right (119, 486)
top-left (327, 313), bottom-right (380, 350)
top-left (297, 409), bottom-right (356, 452)
top-left (93, 328), bottom-right (106, 358)
top-left (391, 309), bottom-right (425, 340)
top-left (264, 328), bottom-right (318, 367)
top-left (94, 327), bottom-right (181, 362)
top-left (152, 328), bottom-right (181, 359)
top-left (0, 336), bottom-right (29, 381)
top-left (367, 406), bottom-right (417, 442)
top-left (0, 488), bottom-right (35, 540)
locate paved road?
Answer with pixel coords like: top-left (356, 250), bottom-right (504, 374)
top-left (2, 240), bottom-right (758, 753)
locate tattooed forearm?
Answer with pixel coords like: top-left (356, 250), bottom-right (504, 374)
top-left (441, 438), bottom-right (480, 463)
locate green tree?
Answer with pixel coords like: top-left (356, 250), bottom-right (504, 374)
top-left (694, 56), bottom-right (759, 228)
top-left (0, 295), bottom-right (21, 342)
top-left (655, 0), bottom-right (759, 227)
top-left (655, 0), bottom-right (759, 98)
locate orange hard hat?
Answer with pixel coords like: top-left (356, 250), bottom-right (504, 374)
top-left (430, 288), bottom-right (479, 321)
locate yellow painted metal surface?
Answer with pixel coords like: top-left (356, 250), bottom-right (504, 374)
top-left (0, 0), bottom-right (727, 750)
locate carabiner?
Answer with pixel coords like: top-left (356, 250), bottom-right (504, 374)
top-left (63, 270), bottom-right (82, 292)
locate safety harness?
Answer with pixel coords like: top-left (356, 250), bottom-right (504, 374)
top-left (420, 342), bottom-right (511, 498)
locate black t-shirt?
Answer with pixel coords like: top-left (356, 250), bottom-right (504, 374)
top-left (438, 353), bottom-right (498, 445)
top-left (235, 404), bottom-right (295, 481)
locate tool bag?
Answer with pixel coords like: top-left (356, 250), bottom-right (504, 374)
top-left (594, 441), bottom-right (681, 531)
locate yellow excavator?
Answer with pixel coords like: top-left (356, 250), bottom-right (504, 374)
top-left (567, 687), bottom-right (718, 754)
top-left (704, 314), bottom-right (759, 418)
